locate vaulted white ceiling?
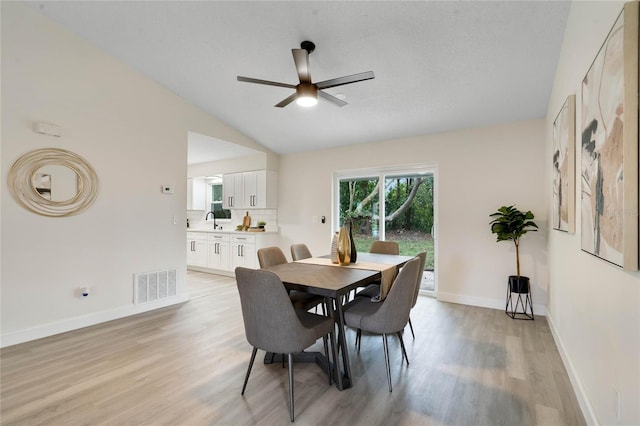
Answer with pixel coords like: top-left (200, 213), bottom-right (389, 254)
top-left (28, 1), bottom-right (570, 159)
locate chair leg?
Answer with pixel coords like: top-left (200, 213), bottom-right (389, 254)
top-left (382, 333), bottom-right (392, 392)
top-left (397, 331), bottom-right (410, 365)
top-left (241, 347), bottom-right (258, 395)
top-left (356, 329), bottom-right (362, 351)
top-left (408, 316), bottom-right (415, 339)
top-left (288, 353), bottom-right (295, 422)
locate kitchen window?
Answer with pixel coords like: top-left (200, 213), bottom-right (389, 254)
top-left (207, 181), bottom-right (231, 220)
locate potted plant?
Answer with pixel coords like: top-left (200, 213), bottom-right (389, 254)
top-left (489, 205), bottom-right (538, 293)
top-left (257, 220), bottom-right (266, 229)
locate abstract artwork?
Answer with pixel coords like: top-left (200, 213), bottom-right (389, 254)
top-left (552, 95), bottom-right (575, 233)
top-left (581, 2), bottom-right (638, 270)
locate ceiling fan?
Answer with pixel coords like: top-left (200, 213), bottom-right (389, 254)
top-left (237, 41), bottom-right (375, 108)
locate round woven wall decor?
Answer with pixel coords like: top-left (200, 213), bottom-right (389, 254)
top-left (8, 148), bottom-right (99, 217)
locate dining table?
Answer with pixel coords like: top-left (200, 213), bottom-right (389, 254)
top-left (262, 252), bottom-right (414, 390)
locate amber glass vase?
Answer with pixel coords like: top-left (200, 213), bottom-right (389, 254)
top-left (337, 226), bottom-right (351, 266)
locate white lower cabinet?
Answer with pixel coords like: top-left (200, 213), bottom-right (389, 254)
top-left (187, 231), bottom-right (278, 275)
top-left (187, 232), bottom-right (208, 267)
top-left (208, 233), bottom-right (230, 270)
top-left (231, 235), bottom-right (256, 269)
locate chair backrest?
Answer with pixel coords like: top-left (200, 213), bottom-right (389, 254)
top-left (360, 256), bottom-right (420, 334)
top-left (369, 240), bottom-right (400, 255)
top-left (290, 244), bottom-right (312, 261)
top-left (235, 267), bottom-right (321, 354)
top-left (411, 252), bottom-right (427, 308)
top-left (257, 246), bottom-right (288, 268)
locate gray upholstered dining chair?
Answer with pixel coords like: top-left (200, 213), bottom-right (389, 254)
top-left (235, 267), bottom-right (338, 422)
top-left (407, 251), bottom-right (427, 339)
top-left (257, 246), bottom-right (288, 268)
top-left (369, 240), bottom-right (400, 255)
top-left (257, 246), bottom-right (325, 313)
top-left (354, 240), bottom-right (401, 299)
top-left (343, 256), bottom-right (421, 392)
top-left (290, 243), bottom-right (313, 261)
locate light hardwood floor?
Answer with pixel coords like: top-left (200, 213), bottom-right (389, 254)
top-left (1, 271), bottom-right (585, 425)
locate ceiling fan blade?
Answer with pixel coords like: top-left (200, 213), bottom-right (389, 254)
top-left (319, 91), bottom-right (347, 107)
top-left (292, 49), bottom-right (312, 84)
top-left (275, 93), bottom-right (298, 108)
top-left (237, 76), bottom-right (296, 89)
top-left (315, 71), bottom-right (375, 90)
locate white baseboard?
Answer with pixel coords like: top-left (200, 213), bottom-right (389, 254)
top-left (437, 291), bottom-right (547, 316)
top-left (546, 312), bottom-right (598, 426)
top-left (188, 266), bottom-right (234, 277)
top-left (0, 295), bottom-right (189, 348)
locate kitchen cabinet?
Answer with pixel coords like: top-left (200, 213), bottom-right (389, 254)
top-left (222, 170), bottom-right (277, 209)
top-left (207, 233), bottom-right (230, 271)
top-left (187, 177), bottom-right (206, 210)
top-left (187, 232), bottom-right (208, 267)
top-left (187, 231), bottom-right (279, 275)
top-left (242, 170), bottom-right (277, 208)
top-left (231, 234), bottom-right (256, 269)
top-left (222, 173), bottom-right (243, 209)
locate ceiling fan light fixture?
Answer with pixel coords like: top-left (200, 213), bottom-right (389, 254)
top-left (237, 41), bottom-right (374, 108)
top-left (296, 84), bottom-right (318, 107)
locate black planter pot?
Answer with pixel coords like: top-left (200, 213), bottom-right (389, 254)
top-left (505, 275), bottom-right (534, 320)
top-left (508, 275), bottom-right (529, 293)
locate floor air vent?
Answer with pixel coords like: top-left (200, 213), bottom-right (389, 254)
top-left (134, 269), bottom-right (177, 304)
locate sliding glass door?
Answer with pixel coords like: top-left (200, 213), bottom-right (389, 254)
top-left (334, 165), bottom-right (437, 294)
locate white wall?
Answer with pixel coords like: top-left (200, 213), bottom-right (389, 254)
top-left (545, 2), bottom-right (640, 425)
top-left (0, 3), bottom-right (270, 346)
top-left (277, 119), bottom-right (548, 312)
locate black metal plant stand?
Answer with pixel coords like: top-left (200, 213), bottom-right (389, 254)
top-left (505, 275), bottom-right (534, 320)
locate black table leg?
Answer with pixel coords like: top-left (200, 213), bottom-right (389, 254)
top-left (325, 299), bottom-right (345, 390)
top-left (333, 297), bottom-right (352, 387)
top-left (261, 297), bottom-right (351, 390)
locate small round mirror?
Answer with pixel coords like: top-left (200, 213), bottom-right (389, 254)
top-left (8, 148), bottom-right (98, 217)
top-left (32, 165), bottom-right (79, 202)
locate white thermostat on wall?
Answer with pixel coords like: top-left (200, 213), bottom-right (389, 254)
top-left (161, 185), bottom-right (174, 194)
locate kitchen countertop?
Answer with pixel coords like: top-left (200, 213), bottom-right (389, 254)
top-left (187, 228), bottom-right (278, 234)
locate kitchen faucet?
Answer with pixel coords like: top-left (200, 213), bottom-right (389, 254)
top-left (205, 211), bottom-right (218, 229)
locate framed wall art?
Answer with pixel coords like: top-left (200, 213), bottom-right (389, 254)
top-left (552, 94), bottom-right (576, 233)
top-left (581, 2), bottom-right (639, 271)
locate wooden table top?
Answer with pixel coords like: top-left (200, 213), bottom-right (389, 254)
top-left (262, 262), bottom-right (381, 298)
top-left (263, 253), bottom-right (414, 298)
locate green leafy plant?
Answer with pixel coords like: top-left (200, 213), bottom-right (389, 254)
top-left (257, 220), bottom-right (266, 227)
top-left (490, 205), bottom-right (538, 277)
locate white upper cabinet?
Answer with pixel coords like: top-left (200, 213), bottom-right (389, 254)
top-left (223, 170), bottom-right (277, 209)
top-left (187, 177), bottom-right (206, 210)
top-left (222, 173), bottom-right (243, 209)
top-left (243, 170), bottom-right (277, 209)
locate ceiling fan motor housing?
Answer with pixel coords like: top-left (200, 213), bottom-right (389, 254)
top-left (296, 84), bottom-right (318, 106)
top-left (296, 84), bottom-right (317, 98)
